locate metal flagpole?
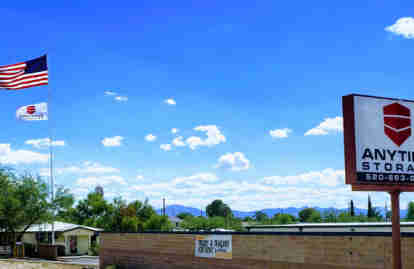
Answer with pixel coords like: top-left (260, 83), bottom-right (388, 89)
top-left (48, 122), bottom-right (55, 245)
top-left (47, 54), bottom-right (55, 245)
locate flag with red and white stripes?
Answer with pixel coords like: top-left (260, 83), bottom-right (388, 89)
top-left (0, 55), bottom-right (48, 90)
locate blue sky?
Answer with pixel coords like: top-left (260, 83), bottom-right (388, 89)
top-left (1, 1), bottom-right (414, 211)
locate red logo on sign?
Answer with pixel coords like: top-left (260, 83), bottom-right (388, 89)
top-left (26, 106), bottom-right (36, 115)
top-left (383, 102), bottom-right (411, 146)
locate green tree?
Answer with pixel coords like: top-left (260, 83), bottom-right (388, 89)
top-left (109, 197), bottom-right (126, 232)
top-left (254, 211), bottom-right (268, 223)
top-left (0, 169), bottom-right (72, 256)
top-left (366, 196), bottom-right (382, 222)
top-left (299, 208), bottom-right (321, 223)
top-left (355, 213), bottom-right (368, 222)
top-left (367, 195), bottom-right (373, 218)
top-left (406, 201), bottom-right (414, 221)
top-left (177, 212), bottom-right (193, 220)
top-left (207, 216), bottom-right (226, 229)
top-left (206, 200), bottom-right (232, 218)
top-left (370, 210), bottom-right (383, 221)
top-left (107, 198), bottom-right (156, 232)
top-left (322, 209), bottom-right (337, 223)
top-left (386, 210), bottom-right (392, 222)
top-left (71, 191), bottom-right (113, 229)
top-left (273, 213), bottom-right (295, 224)
top-left (243, 216), bottom-right (254, 222)
top-left (309, 210), bottom-right (322, 223)
top-left (180, 216), bottom-right (208, 231)
top-left (228, 217), bottom-right (243, 231)
top-left (55, 186), bottom-right (76, 222)
top-left (337, 212), bottom-right (355, 222)
top-left (144, 215), bottom-right (172, 231)
top-left (350, 200), bottom-right (355, 217)
top-left (135, 199), bottom-right (156, 220)
top-left (180, 215), bottom-right (243, 231)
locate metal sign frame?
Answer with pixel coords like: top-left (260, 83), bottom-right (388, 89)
top-left (343, 94), bottom-right (414, 192)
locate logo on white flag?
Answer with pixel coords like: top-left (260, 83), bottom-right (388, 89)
top-left (16, 103), bottom-right (48, 121)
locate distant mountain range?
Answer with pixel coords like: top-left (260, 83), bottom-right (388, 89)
top-left (156, 204), bottom-right (407, 218)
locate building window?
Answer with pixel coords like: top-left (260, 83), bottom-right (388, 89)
top-left (36, 232), bottom-right (51, 243)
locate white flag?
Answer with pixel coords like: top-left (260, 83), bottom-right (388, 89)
top-left (16, 102), bottom-right (48, 121)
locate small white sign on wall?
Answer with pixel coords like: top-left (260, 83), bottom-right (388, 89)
top-left (195, 234), bottom-right (232, 259)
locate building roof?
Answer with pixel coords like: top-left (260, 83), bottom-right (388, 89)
top-left (168, 216), bottom-right (182, 223)
top-left (25, 221), bottom-right (103, 233)
top-left (210, 228), bottom-right (235, 232)
top-left (247, 222), bottom-right (414, 229)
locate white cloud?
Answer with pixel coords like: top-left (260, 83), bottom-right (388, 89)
top-left (105, 91), bottom-right (117, 96)
top-left (262, 168), bottom-right (344, 187)
top-left (172, 173), bottom-right (219, 185)
top-left (164, 98), bottom-right (176, 106)
top-left (125, 169), bottom-right (372, 211)
top-left (76, 175), bottom-right (126, 187)
top-left (105, 91), bottom-right (128, 102)
top-left (136, 175), bottom-right (144, 180)
top-left (102, 136), bottom-right (124, 147)
top-left (0, 144), bottom-right (48, 164)
top-left (145, 134), bottom-right (157, 142)
top-left (41, 162), bottom-right (120, 176)
top-left (52, 140), bottom-right (65, 147)
top-left (172, 136), bottom-right (186, 147)
top-left (171, 128), bottom-right (179, 134)
top-left (77, 162), bottom-right (120, 174)
top-left (71, 187), bottom-right (90, 198)
top-left (57, 166), bottom-right (81, 174)
top-left (185, 136), bottom-right (203, 150)
top-left (270, 128), bottom-right (292, 139)
top-left (385, 17), bottom-right (414, 39)
top-left (115, 96), bottom-right (128, 102)
top-left (25, 138), bottom-right (65, 149)
top-left (160, 144), bottom-right (172, 151)
top-left (216, 152), bottom-right (250, 171)
top-left (186, 125), bottom-right (226, 150)
top-left (39, 168), bottom-right (51, 177)
top-left (305, 116), bottom-right (343, 136)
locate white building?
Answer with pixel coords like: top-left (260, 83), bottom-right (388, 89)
top-left (169, 216), bottom-right (183, 230)
top-left (21, 222), bottom-right (103, 256)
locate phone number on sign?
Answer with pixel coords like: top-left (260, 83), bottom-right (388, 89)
top-left (363, 173), bottom-right (414, 182)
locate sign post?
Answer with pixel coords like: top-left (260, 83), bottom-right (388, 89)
top-left (342, 94), bottom-right (414, 269)
top-left (391, 191), bottom-right (401, 269)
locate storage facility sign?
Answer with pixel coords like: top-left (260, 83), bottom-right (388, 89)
top-left (195, 234), bottom-right (232, 259)
top-left (343, 94), bottom-right (414, 186)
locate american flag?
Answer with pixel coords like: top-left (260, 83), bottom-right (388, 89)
top-left (0, 55), bottom-right (48, 90)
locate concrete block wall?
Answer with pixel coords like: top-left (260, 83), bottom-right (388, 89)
top-left (100, 232), bottom-right (414, 269)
